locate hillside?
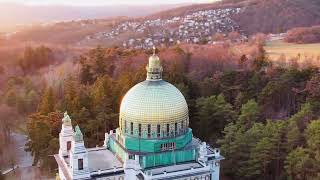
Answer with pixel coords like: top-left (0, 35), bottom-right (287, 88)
top-left (3, 0), bottom-right (320, 47)
top-left (150, 0), bottom-right (320, 34)
top-left (234, 0), bottom-right (320, 34)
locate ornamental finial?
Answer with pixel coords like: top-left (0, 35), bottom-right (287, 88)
top-left (153, 46), bottom-right (156, 56)
top-left (62, 111), bottom-right (72, 125)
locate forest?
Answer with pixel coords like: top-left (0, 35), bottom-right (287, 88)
top-left (285, 25), bottom-right (320, 44)
top-left (0, 34), bottom-right (320, 180)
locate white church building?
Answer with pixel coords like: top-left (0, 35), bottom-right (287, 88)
top-left (55, 48), bottom-right (224, 180)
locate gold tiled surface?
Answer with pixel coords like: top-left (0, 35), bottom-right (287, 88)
top-left (120, 80), bottom-right (188, 128)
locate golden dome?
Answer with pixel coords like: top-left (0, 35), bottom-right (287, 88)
top-left (118, 47), bottom-right (189, 138)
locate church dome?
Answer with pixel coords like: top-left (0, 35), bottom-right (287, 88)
top-left (120, 80), bottom-right (188, 125)
top-left (118, 47), bottom-right (189, 138)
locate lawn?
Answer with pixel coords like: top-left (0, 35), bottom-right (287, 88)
top-left (265, 40), bottom-right (320, 62)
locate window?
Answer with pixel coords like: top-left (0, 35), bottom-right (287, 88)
top-left (181, 121), bottom-right (184, 132)
top-left (175, 123), bottom-right (177, 136)
top-left (129, 154), bottom-right (135, 160)
top-left (125, 120), bottom-right (127, 133)
top-left (67, 141), bottom-right (71, 151)
top-left (130, 122), bottom-right (133, 135)
top-left (160, 142), bottom-right (176, 151)
top-left (78, 159), bottom-right (83, 170)
top-left (157, 124), bottom-right (160, 137)
top-left (138, 124), bottom-right (141, 137)
top-left (148, 124), bottom-right (151, 138)
top-left (166, 124), bottom-right (170, 137)
top-left (205, 175), bottom-right (211, 180)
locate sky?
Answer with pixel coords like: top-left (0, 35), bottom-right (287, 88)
top-left (0, 0), bottom-right (216, 6)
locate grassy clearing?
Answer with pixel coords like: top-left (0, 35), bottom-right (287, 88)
top-left (265, 40), bottom-right (320, 61)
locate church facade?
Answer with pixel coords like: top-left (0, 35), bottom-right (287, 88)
top-left (55, 48), bottom-right (224, 180)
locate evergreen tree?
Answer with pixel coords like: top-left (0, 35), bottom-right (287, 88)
top-left (238, 99), bottom-right (260, 128)
top-left (305, 120), bottom-right (320, 152)
top-left (286, 120), bottom-right (303, 151)
top-left (63, 77), bottom-right (80, 115)
top-left (285, 147), bottom-right (313, 180)
top-left (246, 137), bottom-right (275, 179)
top-left (38, 87), bottom-right (55, 115)
top-left (25, 113), bottom-right (54, 165)
top-left (90, 46), bottom-right (114, 79)
top-left (196, 94), bottom-right (236, 144)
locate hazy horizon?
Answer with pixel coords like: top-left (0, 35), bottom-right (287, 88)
top-left (0, 2), bottom-right (202, 32)
top-left (0, 0), bottom-right (216, 6)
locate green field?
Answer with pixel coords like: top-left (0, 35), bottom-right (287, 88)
top-left (265, 40), bottom-right (320, 62)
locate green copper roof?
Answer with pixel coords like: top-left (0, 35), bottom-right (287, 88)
top-left (74, 125), bottom-right (83, 142)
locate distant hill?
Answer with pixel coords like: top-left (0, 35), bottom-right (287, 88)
top-left (4, 0), bottom-right (320, 47)
top-left (0, 3), bottom-right (184, 32)
top-left (234, 0), bottom-right (320, 34)
top-left (148, 0), bottom-right (320, 34)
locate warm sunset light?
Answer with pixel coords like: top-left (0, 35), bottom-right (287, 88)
top-left (0, 0), bottom-right (215, 6)
top-left (1, 0), bottom-right (320, 179)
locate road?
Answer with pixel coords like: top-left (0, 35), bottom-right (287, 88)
top-left (2, 132), bottom-right (54, 180)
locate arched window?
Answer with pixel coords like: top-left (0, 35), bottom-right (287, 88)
top-left (181, 121), bottom-right (184, 132)
top-left (67, 141), bottom-right (71, 151)
top-left (138, 124), bottom-right (141, 137)
top-left (175, 123), bottom-right (177, 136)
top-left (157, 124), bottom-right (160, 137)
top-left (124, 120), bottom-right (127, 133)
top-left (148, 124), bottom-right (151, 138)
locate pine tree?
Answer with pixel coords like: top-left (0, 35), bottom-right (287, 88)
top-left (238, 99), bottom-right (260, 129)
top-left (196, 94), bottom-right (236, 144)
top-left (63, 77), bottom-right (80, 114)
top-left (25, 113), bottom-right (53, 166)
top-left (285, 147), bottom-right (312, 180)
top-left (38, 87), bottom-right (55, 115)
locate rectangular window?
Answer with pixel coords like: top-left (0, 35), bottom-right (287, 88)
top-left (175, 123), bottom-right (178, 136)
top-left (138, 124), bottom-right (141, 137)
top-left (78, 159), bottom-right (83, 170)
top-left (130, 122), bottom-right (133, 135)
top-left (129, 154), bottom-right (135, 160)
top-left (148, 124), bottom-right (151, 138)
top-left (67, 141), bottom-right (71, 151)
top-left (166, 124), bottom-right (170, 137)
top-left (157, 124), bottom-right (160, 137)
top-left (160, 142), bottom-right (176, 151)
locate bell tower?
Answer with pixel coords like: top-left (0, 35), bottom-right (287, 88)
top-left (59, 111), bottom-right (73, 157)
top-left (69, 125), bottom-right (90, 179)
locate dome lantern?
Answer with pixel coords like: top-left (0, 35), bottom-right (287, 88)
top-left (146, 46), bottom-right (163, 81)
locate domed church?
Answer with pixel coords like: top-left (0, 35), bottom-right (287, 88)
top-left (55, 47), bottom-right (224, 180)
